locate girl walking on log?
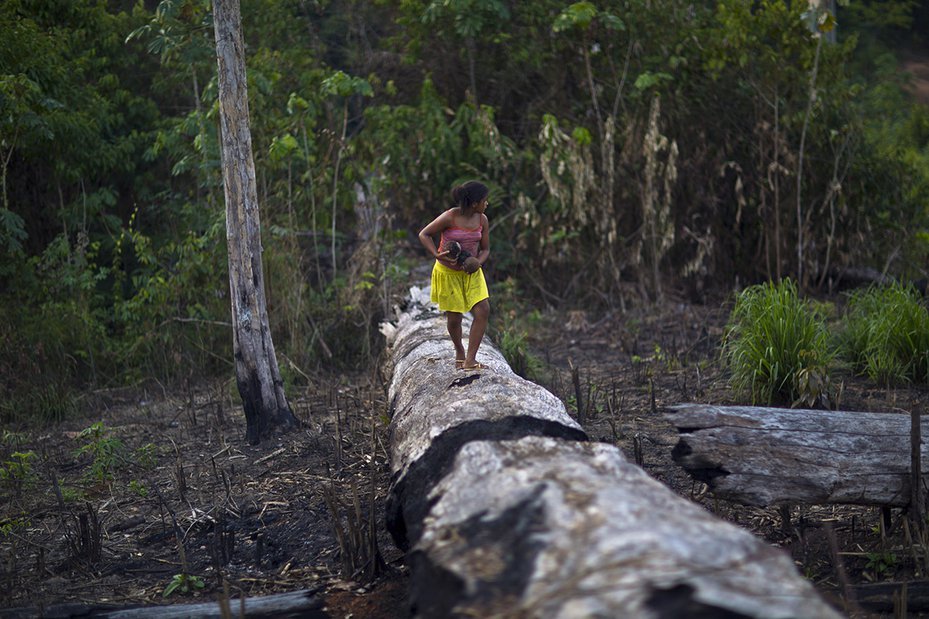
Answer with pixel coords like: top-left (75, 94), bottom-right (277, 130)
top-left (418, 180), bottom-right (491, 370)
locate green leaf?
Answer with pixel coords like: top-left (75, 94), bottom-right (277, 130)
top-left (0, 209), bottom-right (27, 254)
top-left (633, 72), bottom-right (673, 91)
top-left (269, 134), bottom-right (299, 161)
top-left (600, 12), bottom-right (625, 31)
top-left (553, 2), bottom-right (598, 32)
top-left (571, 126), bottom-right (592, 146)
top-left (286, 93), bottom-right (309, 115)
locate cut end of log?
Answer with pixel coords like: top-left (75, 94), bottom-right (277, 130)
top-left (671, 439), bottom-right (731, 484)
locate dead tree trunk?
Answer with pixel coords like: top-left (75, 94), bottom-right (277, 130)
top-left (382, 287), bottom-right (840, 618)
top-left (3, 589), bottom-right (326, 619)
top-left (213, 0), bottom-right (297, 444)
top-left (667, 403), bottom-right (928, 507)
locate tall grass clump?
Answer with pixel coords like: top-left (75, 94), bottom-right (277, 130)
top-left (840, 282), bottom-right (929, 385)
top-left (723, 279), bottom-right (834, 406)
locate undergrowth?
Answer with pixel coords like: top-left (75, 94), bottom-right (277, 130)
top-left (840, 282), bottom-right (929, 385)
top-left (723, 279), bottom-right (834, 407)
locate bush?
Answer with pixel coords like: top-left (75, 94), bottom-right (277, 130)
top-left (723, 279), bottom-right (834, 406)
top-left (840, 282), bottom-right (929, 385)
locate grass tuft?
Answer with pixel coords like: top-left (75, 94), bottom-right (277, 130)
top-left (840, 282), bottom-right (929, 385)
top-left (723, 279), bottom-right (834, 406)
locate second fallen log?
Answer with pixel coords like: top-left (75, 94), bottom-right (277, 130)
top-left (666, 403), bottom-right (928, 507)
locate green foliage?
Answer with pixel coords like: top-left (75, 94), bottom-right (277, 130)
top-left (134, 443), bottom-right (159, 469)
top-left (1, 431), bottom-right (27, 448)
top-left (74, 422), bottom-right (125, 483)
top-left (0, 451), bottom-right (38, 491)
top-left (0, 516), bottom-right (30, 537)
top-left (498, 328), bottom-right (543, 381)
top-left (421, 0), bottom-right (510, 38)
top-left (2, 0), bottom-right (929, 416)
top-left (839, 283), bottom-right (929, 385)
top-left (60, 486), bottom-right (85, 504)
top-left (724, 280), bottom-right (834, 406)
top-left (552, 2), bottom-right (624, 34)
top-left (163, 573), bottom-right (205, 597)
top-left (490, 278), bottom-right (544, 381)
top-left (864, 550), bottom-right (897, 577)
top-left (843, 0), bottom-right (919, 36)
top-left (128, 480), bottom-right (149, 498)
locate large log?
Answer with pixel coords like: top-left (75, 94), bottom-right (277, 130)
top-left (666, 403), bottom-right (927, 507)
top-left (383, 287), bottom-right (840, 618)
top-left (1, 589), bottom-right (325, 619)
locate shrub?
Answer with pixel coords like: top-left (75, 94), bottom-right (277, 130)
top-left (723, 279), bottom-right (834, 406)
top-left (0, 451), bottom-right (38, 496)
top-left (840, 282), bottom-right (929, 385)
top-left (73, 422), bottom-right (125, 483)
top-left (498, 327), bottom-right (543, 381)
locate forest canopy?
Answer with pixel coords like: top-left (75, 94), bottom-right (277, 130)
top-left (1, 0), bottom-right (928, 421)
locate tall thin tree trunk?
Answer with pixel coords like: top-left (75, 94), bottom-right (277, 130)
top-left (1, 127), bottom-right (17, 213)
top-left (300, 123), bottom-right (323, 288)
top-left (330, 105), bottom-right (347, 282)
top-left (191, 67), bottom-right (214, 208)
top-left (796, 32), bottom-right (823, 288)
top-left (213, 0), bottom-right (298, 444)
top-left (774, 88), bottom-right (782, 281)
top-left (465, 37), bottom-right (477, 102)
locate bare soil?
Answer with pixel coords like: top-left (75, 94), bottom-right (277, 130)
top-left (0, 372), bottom-right (408, 618)
top-left (1, 297), bottom-right (927, 618)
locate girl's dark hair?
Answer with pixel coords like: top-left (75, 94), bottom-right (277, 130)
top-left (451, 181), bottom-right (489, 209)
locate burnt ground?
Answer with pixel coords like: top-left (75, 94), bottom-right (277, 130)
top-left (0, 373), bottom-right (408, 618)
top-left (1, 297), bottom-right (928, 618)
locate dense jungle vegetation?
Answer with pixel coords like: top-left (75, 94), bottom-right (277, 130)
top-left (2, 0), bottom-right (929, 421)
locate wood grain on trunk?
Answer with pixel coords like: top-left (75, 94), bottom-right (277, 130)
top-left (667, 403), bottom-right (927, 507)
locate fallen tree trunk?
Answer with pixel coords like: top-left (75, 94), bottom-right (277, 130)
top-left (666, 403), bottom-right (928, 507)
top-left (2, 589), bottom-right (325, 619)
top-left (850, 579), bottom-right (929, 613)
top-left (382, 287), bottom-right (840, 618)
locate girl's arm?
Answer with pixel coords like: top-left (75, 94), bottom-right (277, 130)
top-left (418, 211), bottom-right (454, 263)
top-left (476, 213), bottom-right (490, 266)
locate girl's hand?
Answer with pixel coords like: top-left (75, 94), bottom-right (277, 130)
top-left (435, 250), bottom-right (456, 267)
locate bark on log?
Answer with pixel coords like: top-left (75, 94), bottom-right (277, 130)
top-left (666, 403), bottom-right (928, 507)
top-left (383, 287), bottom-right (840, 618)
top-left (849, 579), bottom-right (929, 613)
top-left (1, 589), bottom-right (325, 619)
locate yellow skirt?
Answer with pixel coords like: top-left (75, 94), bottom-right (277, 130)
top-left (430, 261), bottom-right (489, 313)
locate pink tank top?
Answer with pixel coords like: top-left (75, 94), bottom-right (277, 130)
top-left (440, 225), bottom-right (482, 258)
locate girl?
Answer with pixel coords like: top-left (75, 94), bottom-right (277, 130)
top-left (418, 181), bottom-right (491, 370)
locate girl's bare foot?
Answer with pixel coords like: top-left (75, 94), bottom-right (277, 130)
top-left (460, 361), bottom-right (488, 370)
